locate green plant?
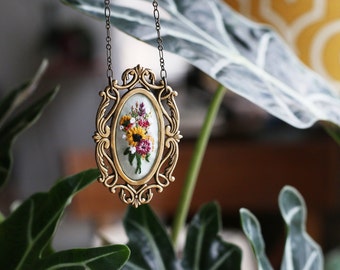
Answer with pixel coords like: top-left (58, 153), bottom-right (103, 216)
top-left (0, 60), bottom-right (56, 187)
top-left (0, 61), bottom-right (130, 269)
top-left (2, 0), bottom-right (339, 268)
top-left (240, 186), bottom-right (323, 270)
top-left (59, 0), bottom-right (339, 269)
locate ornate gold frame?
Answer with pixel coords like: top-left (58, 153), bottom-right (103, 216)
top-left (93, 65), bottom-right (182, 207)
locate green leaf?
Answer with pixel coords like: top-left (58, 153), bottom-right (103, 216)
top-left (182, 202), bottom-right (242, 270)
top-left (122, 203), bottom-right (242, 270)
top-left (0, 169), bottom-right (101, 269)
top-left (123, 205), bottom-right (178, 270)
top-left (240, 186), bottom-right (324, 270)
top-left (135, 154), bottom-right (142, 174)
top-left (0, 212), bottom-right (4, 224)
top-left (61, 0), bottom-right (340, 129)
top-left (35, 245), bottom-right (130, 270)
top-left (128, 152), bottom-right (135, 166)
top-left (0, 59), bottom-right (48, 127)
top-left (0, 60), bottom-right (58, 188)
top-left (279, 186), bottom-right (323, 270)
top-left (240, 208), bottom-right (273, 270)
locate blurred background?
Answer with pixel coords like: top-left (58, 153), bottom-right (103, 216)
top-left (0, 1), bottom-right (339, 268)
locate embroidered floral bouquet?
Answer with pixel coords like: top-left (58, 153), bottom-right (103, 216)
top-left (120, 102), bottom-right (154, 174)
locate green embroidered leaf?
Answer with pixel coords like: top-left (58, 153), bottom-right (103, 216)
top-left (124, 147), bottom-right (130, 155)
top-left (240, 208), bottom-right (273, 270)
top-left (61, 0), bottom-right (340, 129)
top-left (129, 152), bottom-right (135, 165)
top-left (279, 186), bottom-right (323, 270)
top-left (135, 154), bottom-right (142, 174)
top-left (145, 153), bottom-right (150, 162)
top-left (0, 60), bottom-right (57, 188)
top-left (123, 205), bottom-right (178, 270)
top-left (182, 202), bottom-right (242, 270)
top-left (0, 169), bottom-right (130, 269)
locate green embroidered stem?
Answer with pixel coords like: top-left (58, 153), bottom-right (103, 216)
top-left (171, 84), bottom-right (227, 245)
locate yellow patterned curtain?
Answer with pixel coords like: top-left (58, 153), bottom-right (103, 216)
top-left (227, 0), bottom-right (340, 93)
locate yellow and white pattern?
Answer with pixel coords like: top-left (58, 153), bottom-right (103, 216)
top-left (227, 0), bottom-right (340, 92)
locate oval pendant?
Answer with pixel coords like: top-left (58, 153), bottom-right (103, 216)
top-left (93, 65), bottom-right (182, 207)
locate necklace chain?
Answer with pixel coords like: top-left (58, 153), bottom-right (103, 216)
top-left (104, 0), bottom-right (168, 85)
top-left (104, 0), bottom-right (113, 85)
top-left (152, 0), bottom-right (167, 85)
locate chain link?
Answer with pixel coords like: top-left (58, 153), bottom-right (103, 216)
top-left (152, 0), bottom-right (168, 86)
top-left (104, 0), bottom-right (113, 85)
top-left (104, 0), bottom-right (168, 86)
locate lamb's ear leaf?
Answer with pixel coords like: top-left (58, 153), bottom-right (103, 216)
top-left (61, 0), bottom-right (340, 129)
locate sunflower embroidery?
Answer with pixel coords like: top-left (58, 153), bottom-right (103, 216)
top-left (120, 102), bottom-right (154, 174)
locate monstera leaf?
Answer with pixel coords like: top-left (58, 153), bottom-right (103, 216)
top-left (123, 202), bottom-right (241, 269)
top-left (0, 169), bottom-right (130, 269)
top-left (0, 59), bottom-right (58, 188)
top-left (62, 0), bottom-right (340, 129)
top-left (240, 186), bottom-right (323, 270)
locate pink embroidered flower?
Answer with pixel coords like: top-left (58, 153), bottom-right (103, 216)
top-left (138, 119), bottom-right (150, 128)
top-left (136, 139), bottom-right (151, 156)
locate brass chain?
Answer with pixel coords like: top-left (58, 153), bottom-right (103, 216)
top-left (104, 0), bottom-right (113, 85)
top-left (104, 0), bottom-right (168, 86)
top-left (152, 0), bottom-right (168, 86)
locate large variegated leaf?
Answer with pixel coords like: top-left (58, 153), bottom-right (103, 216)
top-left (62, 0), bottom-right (340, 129)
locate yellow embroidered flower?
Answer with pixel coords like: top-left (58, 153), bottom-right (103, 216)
top-left (120, 115), bottom-right (131, 126)
top-left (126, 126), bottom-right (146, 147)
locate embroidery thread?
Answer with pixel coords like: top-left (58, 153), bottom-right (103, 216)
top-left (120, 102), bottom-right (154, 174)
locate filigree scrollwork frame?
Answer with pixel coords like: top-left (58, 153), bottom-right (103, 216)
top-left (93, 65), bottom-right (182, 207)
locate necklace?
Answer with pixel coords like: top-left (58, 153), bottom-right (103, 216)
top-left (93, 0), bottom-right (182, 208)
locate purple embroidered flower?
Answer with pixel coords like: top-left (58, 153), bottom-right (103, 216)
top-left (138, 102), bottom-right (146, 116)
top-left (136, 139), bottom-right (151, 155)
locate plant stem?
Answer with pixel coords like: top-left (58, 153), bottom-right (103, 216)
top-left (322, 121), bottom-right (340, 146)
top-left (171, 84), bottom-right (226, 245)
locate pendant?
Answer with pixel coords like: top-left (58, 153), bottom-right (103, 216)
top-left (93, 65), bottom-right (182, 207)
